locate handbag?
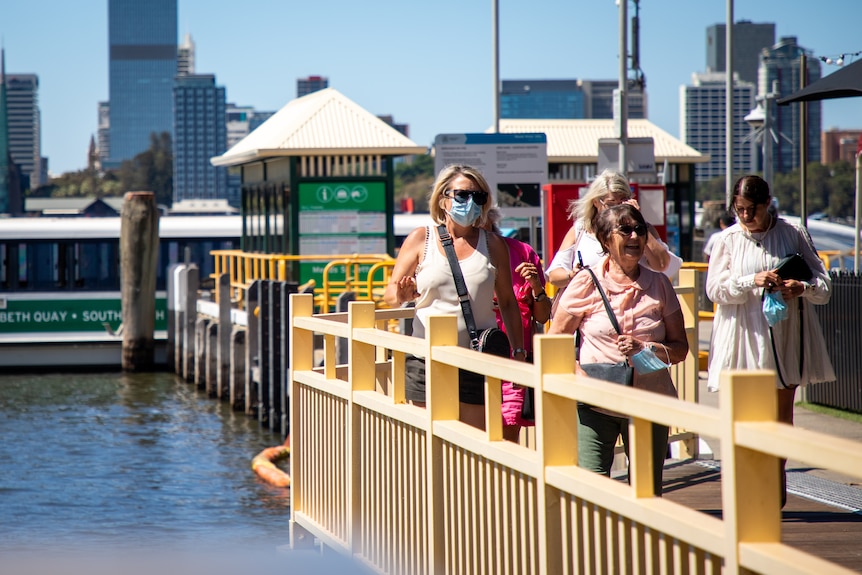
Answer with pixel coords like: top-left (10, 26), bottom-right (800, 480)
top-left (578, 265), bottom-right (634, 387)
top-left (437, 225), bottom-right (511, 359)
top-left (775, 253), bottom-right (813, 282)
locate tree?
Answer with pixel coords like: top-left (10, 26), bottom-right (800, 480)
top-left (394, 154), bottom-right (434, 212)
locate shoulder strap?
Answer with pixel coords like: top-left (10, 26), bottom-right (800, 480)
top-left (583, 265), bottom-right (622, 335)
top-left (437, 224), bottom-right (480, 347)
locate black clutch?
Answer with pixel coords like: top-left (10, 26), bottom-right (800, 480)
top-left (774, 253), bottom-right (813, 282)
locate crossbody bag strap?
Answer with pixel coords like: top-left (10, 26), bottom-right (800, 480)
top-left (767, 296), bottom-right (805, 389)
top-left (437, 224), bottom-right (480, 347)
top-left (583, 265), bottom-right (623, 335)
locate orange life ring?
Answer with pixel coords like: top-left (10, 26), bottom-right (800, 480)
top-left (251, 441), bottom-right (291, 488)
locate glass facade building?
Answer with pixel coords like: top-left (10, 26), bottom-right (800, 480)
top-left (107, 0), bottom-right (177, 168)
top-left (681, 72), bottom-right (755, 182)
top-left (759, 37), bottom-right (821, 176)
top-left (173, 75), bottom-right (227, 204)
top-left (500, 79), bottom-right (646, 120)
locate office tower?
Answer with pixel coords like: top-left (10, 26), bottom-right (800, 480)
top-left (821, 129), bottom-right (862, 164)
top-left (581, 80), bottom-right (647, 119)
top-left (706, 21), bottom-right (775, 86)
top-left (4, 73), bottom-right (42, 189)
top-left (500, 79), bottom-right (646, 120)
top-left (173, 74), bottom-right (227, 204)
top-left (97, 101), bottom-right (110, 166)
top-left (225, 104), bottom-right (275, 205)
top-left (759, 37), bottom-right (821, 176)
top-left (377, 115), bottom-right (409, 137)
top-left (177, 33), bottom-right (195, 76)
top-left (297, 75), bottom-right (328, 98)
top-left (107, 0), bottom-right (177, 168)
top-left (501, 80), bottom-right (584, 119)
top-left (0, 49), bottom-right (22, 214)
top-left (681, 72), bottom-right (755, 182)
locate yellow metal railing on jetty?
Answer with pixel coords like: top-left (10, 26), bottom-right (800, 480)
top-left (211, 249), bottom-right (395, 312)
top-left (287, 286), bottom-right (862, 575)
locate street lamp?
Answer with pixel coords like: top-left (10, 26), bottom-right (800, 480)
top-left (745, 80), bottom-right (781, 187)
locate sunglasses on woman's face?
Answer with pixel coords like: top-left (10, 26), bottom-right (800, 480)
top-left (614, 224), bottom-right (648, 237)
top-left (445, 189), bottom-right (489, 205)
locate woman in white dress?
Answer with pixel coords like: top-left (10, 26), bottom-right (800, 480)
top-left (706, 175), bottom-right (834, 505)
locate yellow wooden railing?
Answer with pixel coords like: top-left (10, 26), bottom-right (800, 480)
top-left (287, 286), bottom-right (861, 575)
top-left (211, 249), bottom-right (395, 312)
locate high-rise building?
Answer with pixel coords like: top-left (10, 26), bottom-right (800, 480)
top-left (501, 80), bottom-right (584, 119)
top-left (581, 80), bottom-right (647, 120)
top-left (297, 75), bottom-right (328, 98)
top-left (759, 37), bottom-right (821, 176)
top-left (0, 49), bottom-right (22, 215)
top-left (821, 129), bottom-right (862, 164)
top-left (4, 73), bottom-right (42, 189)
top-left (97, 101), bottom-right (110, 167)
top-left (224, 103), bottom-right (275, 206)
top-left (500, 79), bottom-right (645, 120)
top-left (173, 74), bottom-right (227, 205)
top-left (681, 72), bottom-right (755, 182)
top-left (706, 21), bottom-right (775, 85)
top-left (107, 0), bottom-right (177, 168)
top-left (177, 33), bottom-right (195, 76)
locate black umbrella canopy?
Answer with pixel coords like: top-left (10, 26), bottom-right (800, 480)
top-left (778, 57), bottom-right (862, 105)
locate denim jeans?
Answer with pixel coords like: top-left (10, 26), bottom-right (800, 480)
top-left (577, 403), bottom-right (669, 495)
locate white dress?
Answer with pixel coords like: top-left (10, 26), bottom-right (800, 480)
top-left (705, 219), bottom-right (835, 391)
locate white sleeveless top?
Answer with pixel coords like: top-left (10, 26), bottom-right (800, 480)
top-left (412, 226), bottom-right (498, 349)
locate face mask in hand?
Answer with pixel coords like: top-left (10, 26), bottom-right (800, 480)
top-left (447, 197), bottom-right (483, 227)
top-left (762, 290), bottom-right (788, 326)
top-left (631, 345), bottom-right (670, 374)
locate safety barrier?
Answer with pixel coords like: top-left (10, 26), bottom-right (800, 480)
top-left (211, 249), bottom-right (394, 311)
top-left (287, 289), bottom-right (862, 574)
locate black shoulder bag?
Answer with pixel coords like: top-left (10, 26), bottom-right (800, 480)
top-left (579, 265), bottom-right (634, 386)
top-left (437, 225), bottom-right (511, 358)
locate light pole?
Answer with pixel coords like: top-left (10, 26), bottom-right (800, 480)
top-left (744, 81), bottom-right (780, 187)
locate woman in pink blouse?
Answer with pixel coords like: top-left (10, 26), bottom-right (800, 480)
top-left (549, 204), bottom-right (688, 495)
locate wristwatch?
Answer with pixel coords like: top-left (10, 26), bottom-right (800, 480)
top-left (511, 348), bottom-right (527, 358)
top-left (534, 290), bottom-right (549, 302)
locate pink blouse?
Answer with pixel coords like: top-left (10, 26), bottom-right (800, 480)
top-left (556, 256), bottom-right (680, 397)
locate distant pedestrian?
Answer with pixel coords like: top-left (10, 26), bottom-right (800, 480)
top-left (702, 211), bottom-right (735, 261)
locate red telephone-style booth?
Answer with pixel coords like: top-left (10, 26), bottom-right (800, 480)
top-left (542, 182), bottom-right (667, 263)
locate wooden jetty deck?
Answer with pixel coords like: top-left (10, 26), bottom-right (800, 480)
top-left (661, 461), bottom-right (862, 572)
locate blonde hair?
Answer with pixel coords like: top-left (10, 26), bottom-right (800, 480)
top-left (429, 164), bottom-right (494, 228)
top-left (566, 169), bottom-right (632, 234)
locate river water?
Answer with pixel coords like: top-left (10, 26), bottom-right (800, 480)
top-left (0, 371), bottom-right (370, 573)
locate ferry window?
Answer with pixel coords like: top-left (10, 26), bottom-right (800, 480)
top-left (27, 243), bottom-right (59, 290)
top-left (0, 244), bottom-right (6, 289)
top-left (75, 241), bottom-right (120, 290)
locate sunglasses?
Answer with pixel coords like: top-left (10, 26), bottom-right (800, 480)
top-left (445, 189), bottom-right (489, 206)
top-left (615, 224), bottom-right (648, 237)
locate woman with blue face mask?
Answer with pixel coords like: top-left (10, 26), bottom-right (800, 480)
top-left (384, 164), bottom-right (525, 431)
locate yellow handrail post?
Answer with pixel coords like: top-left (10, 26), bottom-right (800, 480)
top-left (720, 369), bottom-right (782, 573)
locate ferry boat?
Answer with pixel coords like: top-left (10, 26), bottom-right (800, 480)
top-left (0, 215), bottom-right (242, 368)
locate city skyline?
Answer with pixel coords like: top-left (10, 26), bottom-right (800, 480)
top-left (2, 0), bottom-right (861, 176)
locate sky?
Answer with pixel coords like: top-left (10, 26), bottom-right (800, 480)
top-left (3, 0), bottom-right (862, 176)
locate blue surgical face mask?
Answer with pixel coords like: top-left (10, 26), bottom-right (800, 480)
top-left (447, 197), bottom-right (482, 227)
top-left (762, 290), bottom-right (788, 326)
top-left (631, 346), bottom-right (670, 374)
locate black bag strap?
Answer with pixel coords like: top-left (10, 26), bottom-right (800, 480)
top-left (583, 265), bottom-right (623, 335)
top-left (766, 294), bottom-right (804, 389)
top-left (437, 224), bottom-right (480, 349)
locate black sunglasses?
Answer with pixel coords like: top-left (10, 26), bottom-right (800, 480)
top-left (445, 189), bottom-right (489, 206)
top-left (615, 224), bottom-right (648, 237)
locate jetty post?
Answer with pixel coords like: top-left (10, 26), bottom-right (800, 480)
top-left (120, 191), bottom-right (159, 371)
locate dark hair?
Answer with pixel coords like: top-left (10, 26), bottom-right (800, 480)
top-left (594, 204), bottom-right (647, 253)
top-left (718, 211), bottom-right (736, 228)
top-left (732, 175), bottom-right (771, 209)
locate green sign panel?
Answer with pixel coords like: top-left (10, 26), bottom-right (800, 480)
top-left (0, 296), bottom-right (168, 334)
top-left (297, 181), bottom-right (390, 286)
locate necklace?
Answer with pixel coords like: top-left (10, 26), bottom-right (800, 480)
top-left (744, 214), bottom-right (774, 248)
